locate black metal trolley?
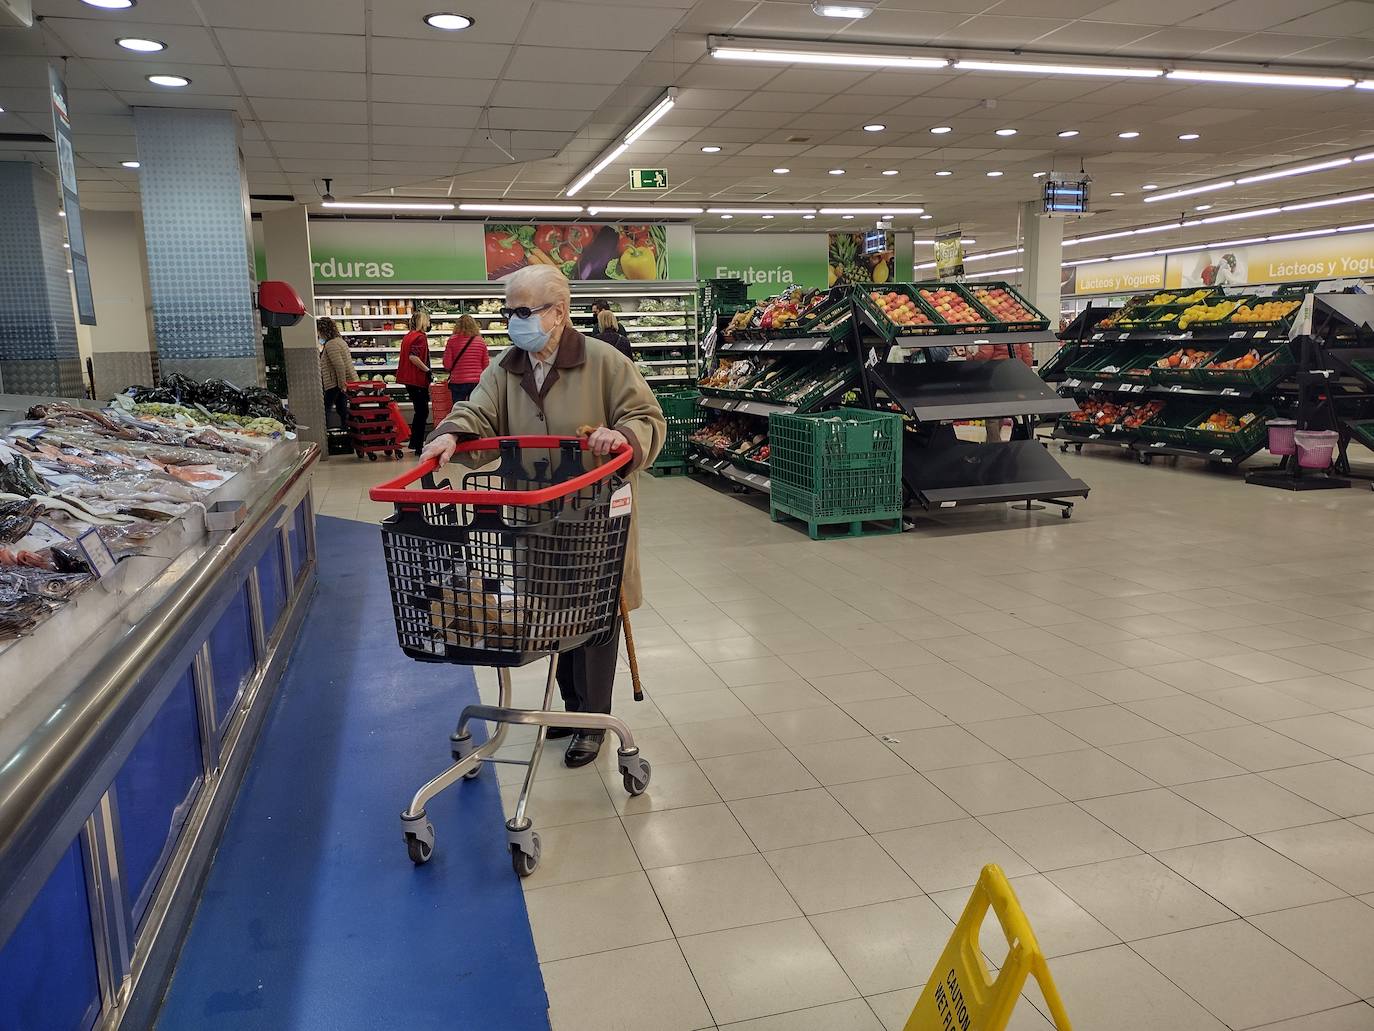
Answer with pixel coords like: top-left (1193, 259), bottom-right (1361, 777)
top-left (370, 436), bottom-right (651, 876)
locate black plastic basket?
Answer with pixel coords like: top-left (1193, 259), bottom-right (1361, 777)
top-left (370, 437), bottom-right (633, 667)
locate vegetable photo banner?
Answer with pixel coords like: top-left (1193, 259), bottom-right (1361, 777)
top-left (485, 223), bottom-right (669, 281)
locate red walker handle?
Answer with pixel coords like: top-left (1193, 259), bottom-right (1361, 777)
top-left (369, 435), bottom-right (632, 506)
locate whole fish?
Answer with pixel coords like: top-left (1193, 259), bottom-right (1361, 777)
top-left (0, 567), bottom-right (90, 601)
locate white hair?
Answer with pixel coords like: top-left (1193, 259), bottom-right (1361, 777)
top-left (506, 264), bottom-right (572, 307)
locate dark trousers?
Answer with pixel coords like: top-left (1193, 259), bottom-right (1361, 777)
top-left (323, 386), bottom-right (349, 430)
top-left (405, 385), bottom-right (429, 453)
top-left (450, 382), bottom-right (475, 404)
top-left (555, 618), bottom-right (622, 722)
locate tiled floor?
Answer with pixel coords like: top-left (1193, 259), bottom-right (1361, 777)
top-left (315, 444), bottom-right (1374, 1031)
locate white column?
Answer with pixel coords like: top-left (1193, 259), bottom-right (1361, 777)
top-left (81, 209), bottom-right (155, 397)
top-left (1019, 200), bottom-right (1064, 360)
top-left (262, 205), bottom-right (327, 454)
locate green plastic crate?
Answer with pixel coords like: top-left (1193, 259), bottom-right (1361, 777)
top-left (768, 408), bottom-right (903, 539)
top-left (1185, 406), bottom-right (1276, 452)
top-left (653, 389), bottom-right (704, 470)
top-left (1194, 340), bottom-right (1295, 391)
top-left (1138, 401), bottom-right (1209, 444)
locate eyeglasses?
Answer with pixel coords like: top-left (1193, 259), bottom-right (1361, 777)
top-left (499, 303), bottom-right (557, 319)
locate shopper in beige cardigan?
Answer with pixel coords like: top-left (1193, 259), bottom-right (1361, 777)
top-left (422, 265), bottom-right (665, 766)
top-left (317, 317), bottom-right (357, 432)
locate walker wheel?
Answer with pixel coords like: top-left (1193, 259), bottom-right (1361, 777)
top-left (623, 760), bottom-right (652, 797)
top-left (511, 832), bottom-right (541, 878)
top-left (404, 821), bottom-right (435, 865)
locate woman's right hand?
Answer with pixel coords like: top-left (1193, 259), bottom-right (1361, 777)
top-left (420, 433), bottom-right (458, 465)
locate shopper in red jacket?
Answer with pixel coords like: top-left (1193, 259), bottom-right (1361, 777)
top-left (396, 309), bottom-right (433, 454)
top-left (442, 314), bottom-right (490, 404)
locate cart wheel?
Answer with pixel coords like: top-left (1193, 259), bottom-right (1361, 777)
top-left (1061, 508), bottom-right (1072, 519)
top-left (367, 452), bottom-right (377, 462)
top-left (1137, 452), bottom-right (1152, 465)
top-left (404, 822), bottom-right (435, 865)
top-left (1075, 444), bottom-right (1083, 454)
top-left (463, 764), bottom-right (481, 780)
top-left (623, 759), bottom-right (652, 797)
top-left (510, 832), bottom-right (541, 878)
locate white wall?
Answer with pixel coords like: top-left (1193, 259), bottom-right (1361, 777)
top-left (80, 209), bottom-right (154, 356)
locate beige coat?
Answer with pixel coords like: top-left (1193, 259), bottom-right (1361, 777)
top-left (430, 325), bottom-right (665, 609)
top-left (320, 335), bottom-right (357, 392)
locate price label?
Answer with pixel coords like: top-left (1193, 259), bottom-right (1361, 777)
top-left (1152, 441), bottom-right (1167, 448)
top-left (1170, 385), bottom-right (1183, 392)
top-left (1210, 449), bottom-right (1226, 456)
top-left (1101, 366), bottom-right (1120, 374)
top-left (1119, 334), bottom-right (1130, 341)
top-left (1065, 379), bottom-right (1080, 388)
top-left (1231, 330), bottom-right (1246, 338)
top-left (1256, 330), bottom-right (1268, 339)
top-left (76, 528), bottom-right (117, 579)
top-left (1091, 382), bottom-right (1104, 390)
top-left (1089, 433), bottom-right (1102, 440)
top-left (8, 426), bottom-right (44, 439)
top-left (1221, 387), bottom-right (1240, 396)
top-left (1091, 333), bottom-right (1104, 341)
top-left (783, 340), bottom-right (797, 351)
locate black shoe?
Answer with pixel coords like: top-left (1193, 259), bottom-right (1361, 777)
top-left (545, 725), bottom-right (576, 740)
top-left (564, 731), bottom-right (604, 768)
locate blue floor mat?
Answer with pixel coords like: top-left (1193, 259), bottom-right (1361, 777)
top-left (157, 516), bottom-right (548, 1030)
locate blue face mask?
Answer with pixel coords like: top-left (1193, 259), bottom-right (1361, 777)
top-left (508, 313), bottom-right (552, 352)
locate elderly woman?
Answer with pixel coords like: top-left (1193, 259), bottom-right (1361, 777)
top-left (421, 265), bottom-right (666, 767)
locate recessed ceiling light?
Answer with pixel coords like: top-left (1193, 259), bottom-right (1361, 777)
top-left (81, 0), bottom-right (136, 8)
top-left (930, 126), bottom-right (952, 135)
top-left (1178, 132), bottom-right (1200, 140)
top-left (1118, 130), bottom-right (1140, 139)
top-left (700, 145), bottom-right (721, 153)
top-left (828, 168), bottom-right (846, 175)
top-left (881, 169), bottom-right (899, 176)
top-left (802, 214), bottom-right (815, 219)
top-left (1057, 129), bottom-right (1079, 138)
top-left (720, 214), bottom-right (733, 219)
top-left (117, 37), bottom-right (165, 52)
top-left (812, 2), bottom-right (874, 17)
top-left (995, 128), bottom-right (1017, 136)
top-left (863, 123), bottom-right (886, 132)
top-left (762, 214), bottom-right (775, 219)
top-left (986, 170), bottom-right (1003, 177)
top-left (1195, 204), bottom-right (1212, 210)
top-left (773, 167), bottom-right (790, 174)
top-left (1110, 192), bottom-right (1124, 197)
top-left (121, 160), bottom-right (140, 169)
top-left (424, 13), bottom-right (474, 30)
top-left (1032, 171), bottom-right (1048, 177)
top-left (919, 213), bottom-right (933, 219)
top-left (842, 214), bottom-right (855, 219)
top-left (146, 74), bottom-right (190, 88)
top-left (1141, 183), bottom-right (1158, 190)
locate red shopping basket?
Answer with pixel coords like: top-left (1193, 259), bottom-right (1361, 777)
top-left (370, 436), bottom-right (634, 668)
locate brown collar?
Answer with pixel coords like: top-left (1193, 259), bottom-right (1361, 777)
top-left (498, 324), bottom-right (587, 374)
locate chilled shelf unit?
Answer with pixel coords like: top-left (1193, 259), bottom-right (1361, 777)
top-left (315, 284), bottom-right (700, 402)
top-left (687, 287), bottom-right (860, 494)
top-left (853, 282), bottom-right (1088, 516)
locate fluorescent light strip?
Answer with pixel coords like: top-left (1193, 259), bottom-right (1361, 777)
top-left (1237, 156), bottom-right (1351, 185)
top-left (322, 201), bottom-right (455, 211)
top-left (1199, 206), bottom-right (1281, 224)
top-left (818, 207), bottom-right (925, 214)
top-left (706, 208), bottom-right (817, 215)
top-left (565, 89), bottom-right (675, 198)
top-left (458, 203), bottom-right (584, 213)
top-left (711, 44), bottom-right (947, 69)
top-left (1144, 180), bottom-right (1237, 203)
top-left (1280, 191), bottom-right (1374, 211)
top-left (1167, 68), bottom-right (1354, 88)
top-left (954, 58), bottom-right (1161, 78)
top-left (587, 206), bottom-right (704, 215)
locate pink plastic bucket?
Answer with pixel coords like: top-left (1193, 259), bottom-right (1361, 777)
top-left (1294, 429), bottom-right (1338, 469)
top-left (1267, 419), bottom-right (1297, 456)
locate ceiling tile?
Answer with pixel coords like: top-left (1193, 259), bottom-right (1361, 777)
top-left (369, 37), bottom-right (511, 79)
top-left (249, 98), bottom-right (367, 123)
top-left (522, 0), bottom-right (683, 49)
top-left (33, 0), bottom-right (204, 25)
top-left (489, 80), bottom-right (616, 110)
top-left (504, 46), bottom-right (648, 86)
top-left (369, 0), bottom-right (534, 42)
top-left (216, 30), bottom-right (365, 73)
top-left (76, 58), bottom-right (239, 95)
top-left (41, 18), bottom-right (224, 64)
top-left (196, 0), bottom-right (366, 34)
top-left (1277, 0), bottom-right (1374, 36)
top-left (239, 68), bottom-right (367, 102)
top-left (369, 102), bottom-right (484, 129)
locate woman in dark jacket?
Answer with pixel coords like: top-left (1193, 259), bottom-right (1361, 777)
top-left (592, 309), bottom-right (634, 361)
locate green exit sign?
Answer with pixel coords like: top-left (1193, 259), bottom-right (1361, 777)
top-left (629, 168), bottom-right (667, 190)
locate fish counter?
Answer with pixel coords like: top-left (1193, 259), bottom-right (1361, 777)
top-left (0, 392), bottom-right (318, 1031)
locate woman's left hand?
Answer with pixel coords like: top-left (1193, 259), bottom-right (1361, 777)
top-left (586, 426), bottom-right (629, 456)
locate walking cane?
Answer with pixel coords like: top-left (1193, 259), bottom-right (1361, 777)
top-left (620, 591), bottom-right (645, 702)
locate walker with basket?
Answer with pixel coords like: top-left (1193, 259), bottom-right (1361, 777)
top-left (369, 435), bottom-right (651, 876)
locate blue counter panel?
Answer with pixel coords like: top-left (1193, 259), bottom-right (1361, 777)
top-left (209, 584), bottom-right (257, 737)
top-left (288, 503), bottom-right (309, 582)
top-left (255, 538), bottom-right (287, 637)
top-left (0, 837), bottom-right (100, 1031)
top-left (115, 670), bottom-right (204, 931)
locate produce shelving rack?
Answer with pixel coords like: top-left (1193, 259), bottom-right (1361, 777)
top-left (315, 283), bottom-right (700, 404)
top-left (853, 285), bottom-right (1088, 517)
top-left (688, 295), bottom-right (862, 497)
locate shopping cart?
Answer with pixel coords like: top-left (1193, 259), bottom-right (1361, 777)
top-left (369, 436), bottom-right (652, 877)
top-left (345, 380), bottom-right (407, 461)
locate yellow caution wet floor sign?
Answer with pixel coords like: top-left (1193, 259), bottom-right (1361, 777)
top-left (905, 865), bottom-right (1073, 1031)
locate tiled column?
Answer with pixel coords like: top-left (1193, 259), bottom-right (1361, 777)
top-left (134, 108), bottom-right (261, 385)
top-left (0, 162), bottom-right (83, 396)
top-left (262, 205), bottom-right (326, 453)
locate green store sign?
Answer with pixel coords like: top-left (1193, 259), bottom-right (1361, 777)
top-left (694, 233), bottom-right (831, 300)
